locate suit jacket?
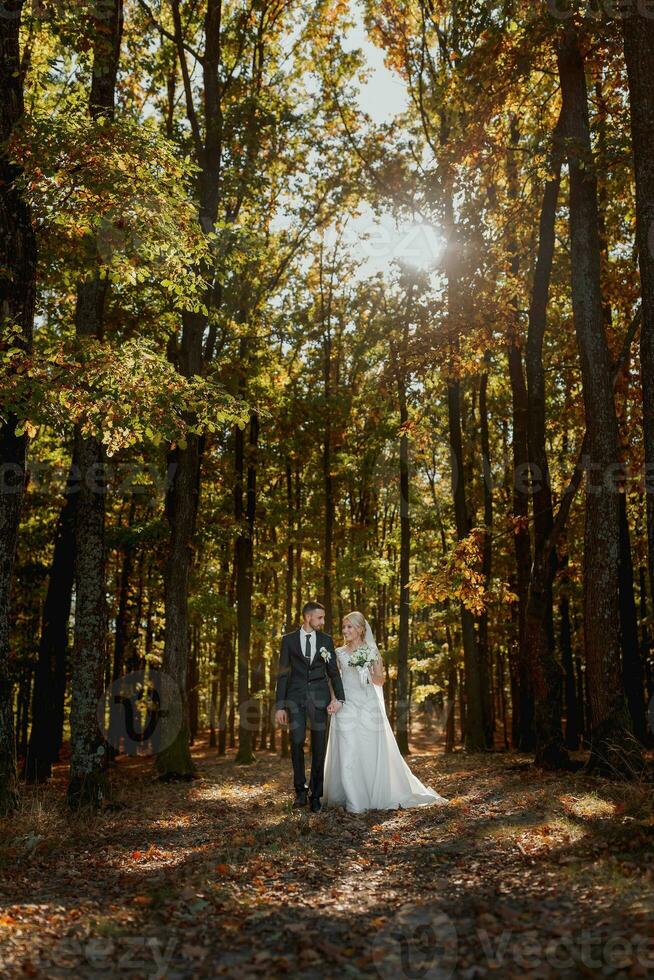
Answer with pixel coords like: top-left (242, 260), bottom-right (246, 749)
top-left (275, 629), bottom-right (345, 710)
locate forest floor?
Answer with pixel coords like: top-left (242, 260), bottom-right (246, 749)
top-left (1, 736), bottom-right (654, 979)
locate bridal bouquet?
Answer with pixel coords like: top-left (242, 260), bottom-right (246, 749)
top-left (347, 643), bottom-right (378, 686)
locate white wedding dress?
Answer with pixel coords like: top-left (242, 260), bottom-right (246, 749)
top-left (323, 640), bottom-right (448, 814)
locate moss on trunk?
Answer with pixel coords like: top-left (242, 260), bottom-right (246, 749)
top-left (156, 724), bottom-right (197, 781)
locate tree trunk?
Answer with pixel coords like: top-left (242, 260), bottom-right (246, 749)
top-left (0, 0), bottom-right (38, 814)
top-left (323, 325), bottom-right (334, 633)
top-left (447, 361), bottom-right (485, 750)
top-left (622, 9), bottom-right (654, 631)
top-left (505, 119), bottom-right (535, 752)
top-left (508, 342), bottom-right (536, 752)
top-left (24, 458), bottom-right (77, 782)
top-left (639, 566), bottom-right (653, 704)
top-left (157, 0), bottom-right (226, 779)
top-left (477, 365), bottom-right (494, 748)
top-left (285, 459), bottom-right (294, 631)
top-left (443, 187), bottom-right (485, 751)
top-left (235, 412), bottom-right (257, 764)
top-left (618, 495), bottom-right (647, 742)
top-left (394, 302), bottom-right (412, 756)
top-left (112, 497), bottom-right (136, 684)
top-left (209, 627), bottom-right (218, 750)
top-left (445, 663), bottom-right (457, 754)
top-left (106, 496), bottom-right (136, 762)
top-left (68, 0), bottom-right (123, 808)
top-left (68, 423), bottom-right (109, 806)
top-left (524, 112), bottom-right (569, 768)
top-left (156, 429), bottom-right (202, 779)
top-left (559, 558), bottom-right (580, 751)
top-left (557, 25), bottom-right (641, 775)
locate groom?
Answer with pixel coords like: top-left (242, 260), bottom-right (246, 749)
top-left (275, 601), bottom-right (345, 812)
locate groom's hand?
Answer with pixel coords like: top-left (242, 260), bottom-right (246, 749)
top-left (275, 709), bottom-right (288, 727)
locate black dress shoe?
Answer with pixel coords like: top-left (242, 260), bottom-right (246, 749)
top-left (293, 791), bottom-right (308, 808)
top-left (309, 796), bottom-right (322, 813)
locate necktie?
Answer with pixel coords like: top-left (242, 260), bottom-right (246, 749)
top-left (304, 632), bottom-right (312, 662)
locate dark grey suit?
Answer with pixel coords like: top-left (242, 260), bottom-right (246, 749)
top-left (275, 629), bottom-right (345, 799)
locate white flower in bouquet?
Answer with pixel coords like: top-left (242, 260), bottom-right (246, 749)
top-left (347, 643), bottom-right (378, 686)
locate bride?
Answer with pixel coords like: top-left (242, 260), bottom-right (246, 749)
top-left (323, 611), bottom-right (448, 814)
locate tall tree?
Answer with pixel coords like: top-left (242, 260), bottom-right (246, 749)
top-left (0, 0), bottom-right (37, 813)
top-left (556, 24), bottom-right (641, 775)
top-left (524, 113), bottom-right (570, 769)
top-left (67, 0), bottom-right (124, 808)
top-left (622, 5), bottom-right (654, 630)
top-left (392, 279), bottom-right (414, 756)
top-left (24, 457), bottom-right (77, 782)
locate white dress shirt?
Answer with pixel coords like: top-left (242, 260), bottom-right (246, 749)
top-left (300, 627), bottom-right (316, 663)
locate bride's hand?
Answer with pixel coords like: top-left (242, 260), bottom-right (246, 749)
top-left (370, 657), bottom-right (385, 686)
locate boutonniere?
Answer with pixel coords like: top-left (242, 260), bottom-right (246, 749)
top-left (319, 646), bottom-right (331, 662)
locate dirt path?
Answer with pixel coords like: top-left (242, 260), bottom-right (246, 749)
top-left (1, 743), bottom-right (653, 978)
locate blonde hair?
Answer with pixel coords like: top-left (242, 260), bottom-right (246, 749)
top-left (343, 611), bottom-right (366, 642)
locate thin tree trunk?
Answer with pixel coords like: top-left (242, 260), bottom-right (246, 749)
top-left (477, 364), bottom-right (494, 747)
top-left (560, 586), bottom-right (579, 751)
top-left (524, 112), bottom-right (569, 768)
top-left (112, 497), bottom-right (136, 684)
top-left (24, 458), bottom-right (77, 782)
top-left (323, 322), bottom-right (334, 633)
top-left (209, 622), bottom-right (218, 749)
top-left (504, 118), bottom-right (534, 752)
top-left (285, 459), bottom-right (294, 632)
top-left (394, 299), bottom-right (412, 756)
top-left (443, 188), bottom-right (485, 752)
top-left (0, 0), bottom-right (38, 814)
top-left (157, 0), bottom-right (226, 780)
top-left (235, 411), bottom-right (257, 764)
top-left (156, 430), bottom-right (203, 779)
top-left (622, 9), bottom-right (654, 631)
top-left (445, 663), bottom-right (457, 754)
top-left (68, 0), bottom-right (123, 808)
top-left (639, 567), bottom-right (653, 703)
top-left (618, 495), bottom-right (647, 742)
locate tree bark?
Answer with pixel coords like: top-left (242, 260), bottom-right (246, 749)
top-left (505, 118), bottom-right (534, 752)
top-left (393, 288), bottom-right (413, 756)
top-left (622, 10), bottom-right (654, 627)
top-left (234, 411), bottom-right (257, 764)
top-left (524, 112), bottom-right (569, 768)
top-left (477, 365), bottom-right (494, 747)
top-left (0, 0), bottom-right (38, 814)
top-left (68, 0), bottom-right (123, 808)
top-left (157, 0), bottom-right (225, 780)
top-left (323, 321), bottom-right (335, 633)
top-left (557, 25), bottom-right (641, 775)
top-left (24, 458), bottom-right (77, 782)
top-left (508, 342), bottom-right (535, 751)
top-left (618, 494), bottom-right (647, 742)
top-left (559, 554), bottom-right (580, 751)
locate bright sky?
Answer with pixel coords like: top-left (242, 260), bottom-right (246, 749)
top-left (334, 3), bottom-right (444, 278)
top-left (343, 4), bottom-right (409, 125)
